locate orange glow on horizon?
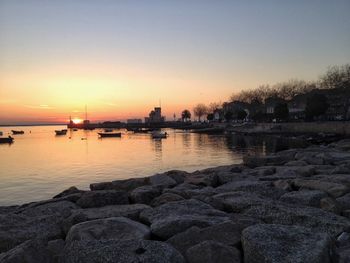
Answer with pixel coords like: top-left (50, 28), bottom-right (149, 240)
top-left (72, 118), bottom-right (82, 124)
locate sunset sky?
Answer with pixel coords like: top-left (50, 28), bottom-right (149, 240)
top-left (0, 0), bottom-right (349, 124)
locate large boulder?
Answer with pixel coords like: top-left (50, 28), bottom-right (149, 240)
top-left (242, 224), bottom-right (332, 263)
top-left (151, 193), bottom-right (185, 207)
top-left (167, 222), bottom-right (242, 256)
top-left (129, 185), bottom-right (162, 204)
top-left (293, 179), bottom-right (349, 198)
top-left (184, 172), bottom-right (219, 187)
top-left (66, 217), bottom-right (150, 243)
top-left (337, 193), bottom-right (350, 211)
top-left (0, 213), bottom-right (63, 253)
top-left (59, 239), bottom-right (185, 263)
top-left (140, 199), bottom-right (230, 239)
top-left (279, 190), bottom-right (327, 207)
top-left (0, 239), bottom-right (54, 263)
top-left (53, 186), bottom-right (85, 199)
top-left (186, 241), bottom-right (241, 263)
top-left (149, 173), bottom-right (178, 188)
top-left (17, 200), bottom-right (79, 218)
top-left (243, 155), bottom-right (288, 168)
top-left (62, 204), bottom-right (150, 233)
top-left (90, 177), bottom-right (149, 192)
top-left (215, 181), bottom-right (286, 200)
top-left (76, 190), bottom-right (129, 208)
top-left (241, 203), bottom-right (350, 237)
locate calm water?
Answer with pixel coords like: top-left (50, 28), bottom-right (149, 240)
top-left (0, 125), bottom-right (307, 205)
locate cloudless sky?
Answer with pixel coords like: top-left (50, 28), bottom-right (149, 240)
top-left (0, 0), bottom-right (349, 124)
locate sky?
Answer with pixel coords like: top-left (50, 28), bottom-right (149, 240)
top-left (0, 0), bottom-right (349, 124)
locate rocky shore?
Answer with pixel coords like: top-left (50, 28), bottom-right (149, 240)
top-left (2, 140), bottom-right (350, 262)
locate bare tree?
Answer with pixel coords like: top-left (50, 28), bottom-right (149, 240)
top-left (320, 64), bottom-right (350, 90)
top-left (208, 102), bottom-right (222, 113)
top-left (193, 103), bottom-right (208, 121)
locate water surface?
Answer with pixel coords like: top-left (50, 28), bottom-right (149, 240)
top-left (0, 125), bottom-right (307, 205)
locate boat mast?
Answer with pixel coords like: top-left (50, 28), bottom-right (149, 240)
top-left (85, 105), bottom-right (88, 120)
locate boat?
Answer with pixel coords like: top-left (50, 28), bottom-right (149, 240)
top-left (12, 130), bottom-right (24, 135)
top-left (104, 129), bottom-right (113, 132)
top-left (0, 131), bottom-right (2, 136)
top-left (55, 129), bottom-right (68, 135)
top-left (0, 136), bottom-right (14, 144)
top-left (73, 128), bottom-right (78, 131)
top-left (98, 132), bottom-right (122, 138)
top-left (133, 128), bottom-right (150, 134)
top-left (151, 131), bottom-right (168, 139)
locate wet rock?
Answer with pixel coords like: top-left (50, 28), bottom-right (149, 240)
top-left (293, 179), bottom-right (349, 198)
top-left (0, 206), bottom-right (19, 214)
top-left (331, 164), bottom-right (350, 175)
top-left (167, 222), bottom-right (242, 256)
top-left (66, 217), bottom-right (150, 243)
top-left (320, 197), bottom-right (342, 214)
top-left (76, 190), bottom-right (129, 208)
top-left (140, 199), bottom-right (230, 239)
top-left (301, 156), bottom-right (325, 165)
top-left (151, 193), bottom-right (185, 207)
top-left (0, 239), bottom-right (53, 263)
top-left (279, 190), bottom-right (327, 207)
top-left (47, 239), bottom-right (65, 260)
top-left (336, 232), bottom-right (350, 248)
top-left (60, 239), bottom-right (185, 263)
top-left (242, 224), bottom-right (332, 263)
top-left (186, 241), bottom-right (241, 263)
top-left (62, 204), bottom-right (150, 233)
top-left (53, 186), bottom-right (85, 199)
top-left (129, 185), bottom-right (161, 204)
top-left (160, 170), bottom-right (188, 184)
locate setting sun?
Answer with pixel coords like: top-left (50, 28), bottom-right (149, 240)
top-left (72, 118), bottom-right (82, 124)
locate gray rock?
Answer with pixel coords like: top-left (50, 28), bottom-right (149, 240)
top-left (243, 155), bottom-right (287, 168)
top-left (150, 173), bottom-right (177, 188)
top-left (215, 181), bottom-right (286, 200)
top-left (293, 179), bottom-right (349, 198)
top-left (60, 239), bottom-right (185, 263)
top-left (186, 240), bottom-right (241, 263)
top-left (163, 183), bottom-right (200, 198)
top-left (273, 180), bottom-right (292, 191)
top-left (167, 221), bottom-right (242, 256)
top-left (140, 199), bottom-right (230, 239)
top-left (90, 177), bottom-right (149, 192)
top-left (331, 164), bottom-right (350, 175)
top-left (337, 193), bottom-right (350, 211)
top-left (63, 204), bottom-right (149, 234)
top-left (53, 186), bottom-right (85, 199)
top-left (336, 232), bottom-right (350, 248)
top-left (129, 185), bottom-right (161, 204)
top-left (0, 213), bottom-right (64, 253)
top-left (0, 239), bottom-right (53, 263)
top-left (279, 190), bottom-right (327, 207)
top-left (320, 197), bottom-right (342, 214)
top-left (18, 200), bottom-right (79, 218)
top-left (241, 202), bottom-right (350, 236)
top-left (76, 190), bottom-right (129, 208)
top-left (242, 224), bottom-right (332, 263)
top-left (284, 160), bottom-right (308, 166)
top-left (47, 239), bottom-right (65, 259)
top-left (151, 193), bottom-right (185, 207)
top-left (160, 170), bottom-right (188, 184)
top-left (336, 246), bottom-right (350, 263)
top-left (66, 217), bottom-right (150, 243)
top-left (184, 173), bottom-right (219, 187)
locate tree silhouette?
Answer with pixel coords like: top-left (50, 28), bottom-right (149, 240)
top-left (305, 94), bottom-right (329, 120)
top-left (181, 109), bottom-right (191, 122)
top-left (193, 104), bottom-right (208, 121)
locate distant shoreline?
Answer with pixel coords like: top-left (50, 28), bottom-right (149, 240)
top-left (0, 123), bottom-right (66, 127)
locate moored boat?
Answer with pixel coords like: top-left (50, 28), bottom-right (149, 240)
top-left (12, 130), bottom-right (24, 135)
top-left (151, 131), bottom-right (168, 139)
top-left (104, 129), bottom-right (113, 132)
top-left (55, 129), bottom-right (68, 135)
top-left (0, 131), bottom-right (2, 136)
top-left (98, 132), bottom-right (122, 138)
top-left (0, 136), bottom-right (14, 144)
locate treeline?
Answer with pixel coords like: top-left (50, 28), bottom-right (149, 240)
top-left (230, 64), bottom-right (350, 104)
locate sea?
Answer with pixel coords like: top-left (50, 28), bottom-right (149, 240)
top-left (0, 125), bottom-right (308, 205)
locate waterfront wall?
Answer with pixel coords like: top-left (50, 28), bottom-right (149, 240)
top-left (231, 121), bottom-right (350, 135)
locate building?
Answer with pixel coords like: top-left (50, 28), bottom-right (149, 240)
top-left (127, 119), bottom-right (142, 124)
top-left (265, 97), bottom-right (287, 114)
top-left (145, 107), bottom-right (165, 123)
